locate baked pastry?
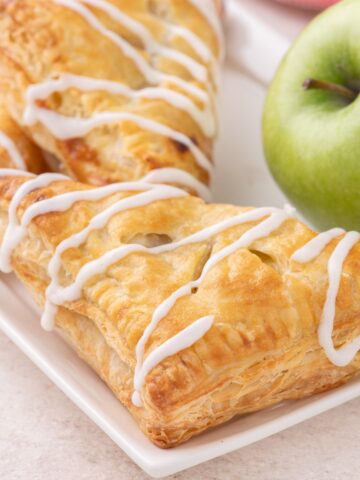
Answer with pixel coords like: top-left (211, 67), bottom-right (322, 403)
top-left (1, 170), bottom-right (360, 447)
top-left (0, 98), bottom-right (47, 173)
top-left (0, 0), bottom-right (222, 195)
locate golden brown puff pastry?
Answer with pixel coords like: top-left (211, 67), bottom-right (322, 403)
top-left (1, 171), bottom-right (360, 448)
top-left (0, 97), bottom-right (47, 173)
top-left (0, 0), bottom-right (222, 192)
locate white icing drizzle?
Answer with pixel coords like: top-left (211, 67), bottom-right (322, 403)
top-left (25, 107), bottom-right (214, 176)
top-left (78, 0), bottom-right (220, 67)
top-left (0, 132), bottom-right (27, 170)
top-left (318, 232), bottom-right (360, 366)
top-left (39, 206), bottom-right (286, 406)
top-left (19, 0), bottom-right (218, 199)
top-left (20, 182), bottom-right (157, 230)
top-left (0, 173), bottom-right (181, 277)
top-left (24, 74), bottom-right (215, 137)
top-left (292, 230), bottom-right (360, 367)
top-left (141, 168), bottom-right (211, 202)
top-left (187, 0), bottom-right (224, 58)
top-left (0, 172), bottom-right (289, 404)
top-left (131, 315), bottom-right (214, 407)
top-left (78, 0), bottom-right (210, 82)
top-left (7, 182), bottom-right (161, 274)
top-left (3, 166), bottom-right (360, 402)
top-left (169, 25), bottom-right (212, 63)
top-left (46, 206), bottom-right (280, 309)
top-left (52, 0), bottom-right (210, 91)
top-left (41, 184), bottom-right (188, 330)
top-left (80, 0), bottom-right (215, 64)
top-left (292, 228), bottom-right (345, 263)
top-left (0, 169), bottom-right (33, 178)
top-left (81, 0), bottom-right (214, 63)
top-left (0, 173), bottom-right (289, 404)
top-left (133, 209), bottom-right (289, 405)
top-left (0, 173), bottom-right (69, 273)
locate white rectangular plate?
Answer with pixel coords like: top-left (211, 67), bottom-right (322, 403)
top-left (1, 2), bottom-right (358, 478)
top-left (2, 274), bottom-right (360, 479)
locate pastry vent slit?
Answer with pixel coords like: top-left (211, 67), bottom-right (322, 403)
top-left (192, 243), bottom-right (214, 284)
top-left (249, 249), bottom-right (280, 273)
top-left (126, 233), bottom-right (173, 248)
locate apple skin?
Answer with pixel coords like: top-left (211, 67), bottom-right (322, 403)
top-left (262, 0), bottom-right (360, 231)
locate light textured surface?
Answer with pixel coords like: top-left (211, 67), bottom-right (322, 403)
top-left (1, 330), bottom-right (360, 480)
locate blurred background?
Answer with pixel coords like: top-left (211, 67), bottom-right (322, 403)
top-left (275, 0), bottom-right (337, 9)
top-left (213, 0), bottom-right (315, 206)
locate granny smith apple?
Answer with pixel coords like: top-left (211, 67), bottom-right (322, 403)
top-left (262, 0), bottom-right (360, 231)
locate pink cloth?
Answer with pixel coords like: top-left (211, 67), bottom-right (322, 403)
top-left (275, 0), bottom-right (338, 10)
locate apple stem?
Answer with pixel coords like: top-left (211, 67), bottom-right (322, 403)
top-left (303, 78), bottom-right (358, 101)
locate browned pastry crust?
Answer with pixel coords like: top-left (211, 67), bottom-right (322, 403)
top-left (1, 173), bottom-right (360, 447)
top-left (0, 0), bottom-right (221, 185)
top-left (0, 99), bottom-right (47, 173)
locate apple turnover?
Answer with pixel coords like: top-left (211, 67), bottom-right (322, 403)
top-left (0, 0), bottom-right (222, 197)
top-left (1, 170), bottom-right (360, 447)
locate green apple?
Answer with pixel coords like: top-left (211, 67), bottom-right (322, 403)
top-left (262, 0), bottom-right (360, 231)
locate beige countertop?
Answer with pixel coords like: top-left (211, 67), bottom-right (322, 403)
top-left (1, 330), bottom-right (360, 480)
